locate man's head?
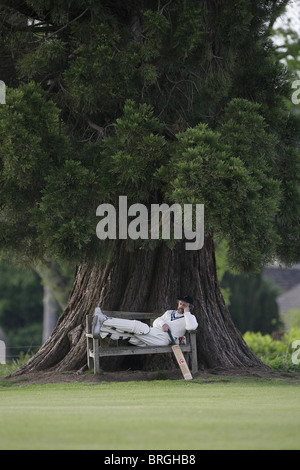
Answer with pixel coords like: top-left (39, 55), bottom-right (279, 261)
top-left (177, 295), bottom-right (194, 313)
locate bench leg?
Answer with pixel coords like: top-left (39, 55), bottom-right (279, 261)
top-left (190, 333), bottom-right (198, 374)
top-left (93, 338), bottom-right (100, 375)
top-left (86, 315), bottom-right (94, 371)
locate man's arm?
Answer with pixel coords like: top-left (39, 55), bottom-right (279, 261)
top-left (153, 311), bottom-right (172, 331)
top-left (184, 307), bottom-right (198, 330)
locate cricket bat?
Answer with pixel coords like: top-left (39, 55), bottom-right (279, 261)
top-left (168, 330), bottom-right (193, 380)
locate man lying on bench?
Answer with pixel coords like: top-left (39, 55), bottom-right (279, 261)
top-left (92, 295), bottom-right (198, 347)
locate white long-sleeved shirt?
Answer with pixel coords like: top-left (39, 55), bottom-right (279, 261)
top-left (153, 309), bottom-right (198, 338)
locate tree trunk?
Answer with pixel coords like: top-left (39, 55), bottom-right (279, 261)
top-left (34, 260), bottom-right (70, 311)
top-left (11, 237), bottom-right (268, 376)
top-left (42, 285), bottom-right (59, 344)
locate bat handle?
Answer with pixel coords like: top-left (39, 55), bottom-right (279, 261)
top-left (167, 330), bottom-right (176, 345)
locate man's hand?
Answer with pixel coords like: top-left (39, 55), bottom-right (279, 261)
top-left (162, 324), bottom-right (171, 332)
top-left (178, 302), bottom-right (190, 315)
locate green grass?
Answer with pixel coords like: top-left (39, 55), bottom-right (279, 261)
top-left (0, 378), bottom-right (299, 450)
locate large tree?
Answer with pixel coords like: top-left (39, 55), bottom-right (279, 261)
top-left (1, 0), bottom-right (299, 374)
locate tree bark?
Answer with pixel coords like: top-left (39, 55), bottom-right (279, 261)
top-left (11, 237), bottom-right (268, 376)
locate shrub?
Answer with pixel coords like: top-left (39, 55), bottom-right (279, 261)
top-left (0, 352), bottom-right (31, 377)
top-left (244, 328), bottom-right (300, 370)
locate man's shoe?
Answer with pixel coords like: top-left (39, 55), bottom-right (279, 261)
top-left (92, 307), bottom-right (107, 338)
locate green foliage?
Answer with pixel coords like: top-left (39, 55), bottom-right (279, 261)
top-left (7, 325), bottom-right (42, 361)
top-left (284, 308), bottom-right (300, 331)
top-left (0, 261), bottom-right (43, 352)
top-left (0, 262), bottom-right (43, 331)
top-left (0, 97), bottom-right (168, 262)
top-left (63, 17), bottom-right (138, 116)
top-left (161, 99), bottom-right (285, 271)
top-left (0, 0), bottom-right (299, 270)
top-left (274, 118), bottom-right (300, 265)
top-left (101, 100), bottom-right (167, 202)
top-left (18, 40), bottom-right (67, 81)
top-left (244, 331), bottom-right (285, 356)
top-left (219, 99), bottom-right (282, 270)
top-left (215, 240), bottom-right (232, 306)
top-left (36, 158), bottom-right (98, 260)
top-left (0, 83), bottom-right (66, 187)
top-left (244, 327), bottom-right (300, 370)
top-left (164, 0), bottom-right (204, 62)
top-left (0, 352), bottom-right (32, 377)
top-left (0, 83), bottom-right (71, 260)
top-left (221, 271), bottom-right (281, 334)
top-left (30, 100), bottom-right (168, 261)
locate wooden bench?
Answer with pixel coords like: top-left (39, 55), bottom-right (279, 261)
top-left (86, 311), bottom-right (198, 375)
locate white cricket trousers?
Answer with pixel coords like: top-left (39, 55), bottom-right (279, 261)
top-left (100, 317), bottom-right (170, 347)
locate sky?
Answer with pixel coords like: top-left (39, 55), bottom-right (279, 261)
top-left (274, 0), bottom-right (300, 31)
top-left (273, 0), bottom-right (300, 68)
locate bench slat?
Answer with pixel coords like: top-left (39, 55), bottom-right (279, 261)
top-left (89, 344), bottom-right (191, 357)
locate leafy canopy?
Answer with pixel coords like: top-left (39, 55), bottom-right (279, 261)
top-left (0, 0), bottom-right (299, 271)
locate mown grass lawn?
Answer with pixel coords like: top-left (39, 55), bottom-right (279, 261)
top-left (0, 377), bottom-right (299, 450)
